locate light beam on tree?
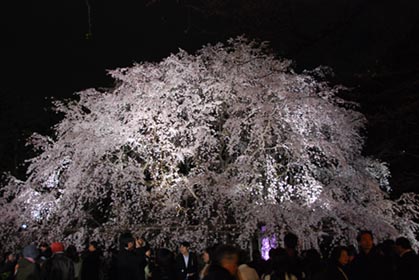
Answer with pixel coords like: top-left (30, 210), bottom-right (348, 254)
top-left (0, 37), bottom-right (418, 252)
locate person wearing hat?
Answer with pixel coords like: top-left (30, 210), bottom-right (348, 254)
top-left (15, 244), bottom-right (41, 280)
top-left (41, 242), bottom-right (74, 280)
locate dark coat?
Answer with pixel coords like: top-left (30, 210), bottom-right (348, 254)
top-left (81, 250), bottom-right (103, 280)
top-left (111, 249), bottom-right (146, 280)
top-left (175, 252), bottom-right (198, 280)
top-left (202, 265), bottom-right (235, 280)
top-left (153, 265), bottom-right (177, 280)
top-left (396, 250), bottom-right (419, 280)
top-left (0, 260), bottom-right (16, 280)
top-left (350, 247), bottom-right (393, 280)
top-left (15, 258), bottom-right (41, 280)
top-left (41, 253), bottom-right (75, 280)
top-left (325, 264), bottom-right (349, 280)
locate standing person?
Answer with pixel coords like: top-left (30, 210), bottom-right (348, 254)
top-left (300, 249), bottom-right (326, 280)
top-left (262, 248), bottom-right (297, 280)
top-left (153, 248), bottom-right (176, 280)
top-left (204, 245), bottom-right (239, 280)
top-left (66, 245), bottom-right (81, 280)
top-left (135, 236), bottom-right (148, 279)
top-left (394, 237), bottom-right (419, 280)
top-left (81, 241), bottom-right (103, 280)
top-left (144, 245), bottom-right (154, 280)
top-left (0, 252), bottom-right (17, 280)
top-left (247, 250), bottom-right (265, 278)
top-left (350, 230), bottom-right (393, 280)
top-left (15, 244), bottom-right (41, 280)
top-left (283, 233), bottom-right (302, 279)
top-left (41, 242), bottom-right (74, 280)
top-left (110, 233), bottom-right (146, 280)
top-left (136, 236), bottom-right (147, 249)
top-left (325, 246), bottom-right (350, 280)
top-left (175, 242), bottom-right (198, 280)
top-left (38, 243), bottom-right (52, 266)
top-left (199, 247), bottom-right (212, 280)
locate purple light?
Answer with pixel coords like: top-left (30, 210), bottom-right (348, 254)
top-left (260, 226), bottom-right (277, 260)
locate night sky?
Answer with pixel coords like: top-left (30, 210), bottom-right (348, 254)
top-left (1, 1), bottom-right (418, 196)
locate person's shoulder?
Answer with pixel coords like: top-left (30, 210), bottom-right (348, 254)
top-left (206, 264), bottom-right (232, 278)
top-left (401, 250), bottom-right (418, 262)
top-left (404, 250), bottom-right (417, 257)
top-left (287, 273), bottom-right (297, 280)
top-left (176, 253), bottom-right (184, 261)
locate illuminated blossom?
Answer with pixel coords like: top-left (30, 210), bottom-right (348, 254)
top-left (1, 37), bottom-right (418, 252)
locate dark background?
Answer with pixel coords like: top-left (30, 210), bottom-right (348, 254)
top-left (1, 0), bottom-right (418, 197)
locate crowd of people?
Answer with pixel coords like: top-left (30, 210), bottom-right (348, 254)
top-left (0, 230), bottom-right (418, 280)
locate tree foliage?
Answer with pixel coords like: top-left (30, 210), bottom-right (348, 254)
top-left (1, 37), bottom-right (418, 252)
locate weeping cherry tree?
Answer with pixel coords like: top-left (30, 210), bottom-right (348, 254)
top-left (1, 37), bottom-right (418, 252)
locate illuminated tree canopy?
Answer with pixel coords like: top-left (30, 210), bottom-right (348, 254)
top-left (1, 37), bottom-right (418, 252)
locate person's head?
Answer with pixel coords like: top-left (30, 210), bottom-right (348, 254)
top-left (179, 241), bottom-right (190, 255)
top-left (330, 246), bottom-right (349, 267)
top-left (156, 248), bottom-right (175, 268)
top-left (212, 245), bottom-right (239, 275)
top-left (379, 239), bottom-right (396, 257)
top-left (3, 252), bottom-right (16, 263)
top-left (357, 230), bottom-right (374, 254)
top-left (39, 242), bottom-right (49, 252)
top-left (66, 245), bottom-right (80, 262)
top-left (120, 232), bottom-right (135, 251)
top-left (22, 245), bottom-right (39, 261)
top-left (51, 242), bottom-right (65, 254)
top-left (395, 237), bottom-right (412, 255)
top-left (136, 236), bottom-right (146, 248)
top-left (284, 233), bottom-right (299, 251)
top-left (88, 241), bottom-right (99, 252)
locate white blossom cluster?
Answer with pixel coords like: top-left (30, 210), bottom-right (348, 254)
top-left (1, 37), bottom-right (418, 252)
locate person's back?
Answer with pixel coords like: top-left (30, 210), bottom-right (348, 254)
top-left (396, 250), bottom-right (418, 279)
top-left (395, 237), bottom-right (419, 280)
top-left (16, 257), bottom-right (41, 280)
top-left (203, 264), bottom-right (235, 280)
top-left (153, 248), bottom-right (176, 280)
top-left (111, 246), bottom-right (146, 280)
top-left (301, 249), bottom-right (326, 280)
top-left (247, 251), bottom-right (265, 278)
top-left (66, 245), bottom-right (81, 280)
top-left (42, 253), bottom-right (75, 280)
top-left (15, 244), bottom-right (41, 280)
top-left (81, 242), bottom-right (103, 280)
top-left (41, 242), bottom-right (74, 280)
top-left (263, 248), bottom-right (297, 280)
top-left (283, 233), bottom-right (302, 279)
